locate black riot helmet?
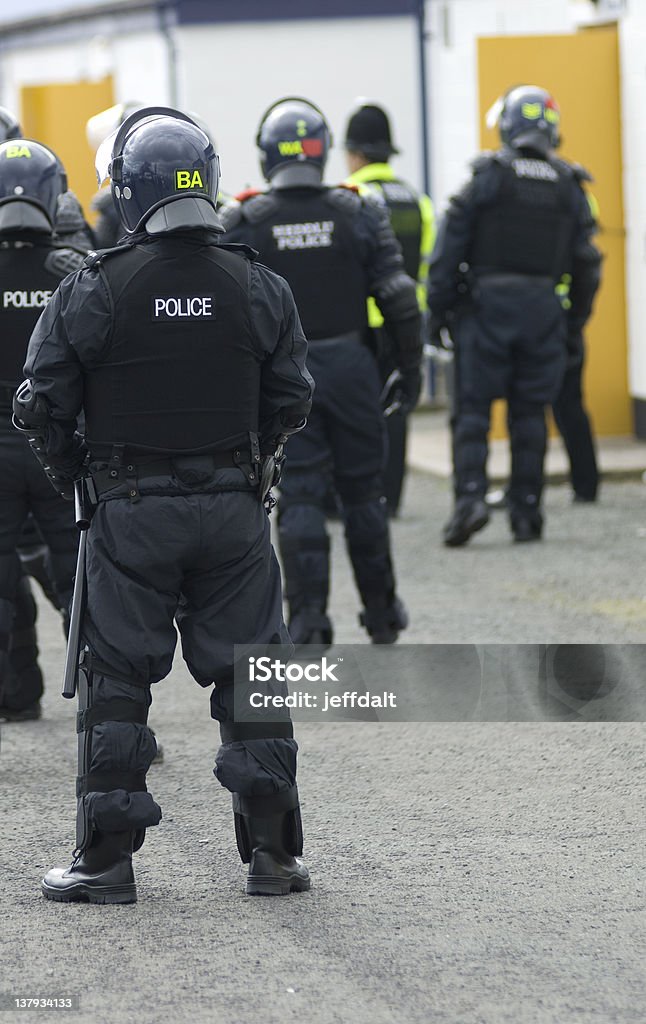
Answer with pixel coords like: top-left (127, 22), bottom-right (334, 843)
top-left (344, 101), bottom-right (399, 162)
top-left (0, 106), bottom-right (22, 143)
top-left (0, 139), bottom-right (67, 234)
top-left (95, 106), bottom-right (220, 234)
top-left (256, 97), bottom-right (332, 188)
top-left (488, 85), bottom-right (561, 156)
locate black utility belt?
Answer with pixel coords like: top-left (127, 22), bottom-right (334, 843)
top-left (90, 449), bottom-right (256, 500)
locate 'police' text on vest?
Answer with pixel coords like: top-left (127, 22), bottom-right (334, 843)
top-left (152, 295), bottom-right (216, 321)
top-left (3, 289), bottom-right (52, 309)
top-left (272, 221), bottom-right (335, 251)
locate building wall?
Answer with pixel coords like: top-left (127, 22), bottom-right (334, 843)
top-left (618, 5), bottom-right (646, 418)
top-left (175, 16), bottom-right (421, 195)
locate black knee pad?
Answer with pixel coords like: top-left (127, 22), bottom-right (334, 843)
top-left (75, 666), bottom-right (161, 853)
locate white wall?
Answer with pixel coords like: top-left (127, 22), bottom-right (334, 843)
top-left (427, 0), bottom-right (574, 215)
top-left (619, 6), bottom-right (646, 400)
top-left (0, 28), bottom-right (170, 116)
top-left (175, 16), bottom-right (422, 196)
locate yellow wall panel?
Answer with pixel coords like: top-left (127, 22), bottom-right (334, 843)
top-left (20, 77), bottom-right (114, 228)
top-left (478, 26), bottom-right (630, 438)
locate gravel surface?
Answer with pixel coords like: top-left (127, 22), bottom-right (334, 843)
top-left (1, 473), bottom-right (644, 1024)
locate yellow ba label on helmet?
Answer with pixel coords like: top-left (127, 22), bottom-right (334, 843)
top-left (175, 169), bottom-right (204, 190)
top-left (521, 102), bottom-right (543, 121)
top-left (5, 145), bottom-right (31, 159)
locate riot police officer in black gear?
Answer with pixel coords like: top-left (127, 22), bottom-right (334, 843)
top-left (0, 108), bottom-right (92, 717)
top-left (429, 85), bottom-right (601, 545)
top-left (16, 107), bottom-right (313, 903)
top-left (221, 97), bottom-right (420, 646)
top-left (0, 139), bottom-right (86, 720)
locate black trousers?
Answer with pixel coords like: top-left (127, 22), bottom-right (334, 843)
top-left (552, 348), bottom-right (599, 501)
top-left (451, 281), bottom-right (567, 518)
top-left (74, 477), bottom-right (298, 850)
top-left (278, 338), bottom-right (395, 619)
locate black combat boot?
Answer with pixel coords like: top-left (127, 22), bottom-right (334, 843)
top-left (41, 831), bottom-right (137, 904)
top-left (233, 791), bottom-right (310, 896)
top-left (510, 507), bottom-right (543, 543)
top-left (360, 595), bottom-right (408, 644)
top-left (443, 497), bottom-right (490, 547)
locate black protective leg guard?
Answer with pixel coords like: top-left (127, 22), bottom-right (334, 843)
top-left (41, 830), bottom-right (137, 904)
top-left (288, 606), bottom-right (333, 650)
top-left (232, 787), bottom-right (310, 896)
top-left (359, 595), bottom-right (408, 644)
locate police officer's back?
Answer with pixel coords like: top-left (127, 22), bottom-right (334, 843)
top-left (344, 101), bottom-right (436, 515)
top-left (221, 97), bottom-right (422, 647)
top-left (429, 85), bottom-right (601, 546)
top-left (15, 108), bottom-right (313, 903)
top-left (0, 139), bottom-right (85, 718)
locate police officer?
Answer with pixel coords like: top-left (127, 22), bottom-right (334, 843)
top-left (344, 101), bottom-right (436, 515)
top-left (429, 85), bottom-right (601, 545)
top-left (0, 139), bottom-right (86, 720)
top-left (221, 97), bottom-right (421, 646)
top-left (0, 109), bottom-right (93, 719)
top-left (15, 107), bottom-right (313, 903)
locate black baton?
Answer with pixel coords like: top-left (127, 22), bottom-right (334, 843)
top-left (62, 478), bottom-right (92, 699)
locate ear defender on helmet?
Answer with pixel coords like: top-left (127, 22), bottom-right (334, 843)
top-left (487, 85), bottom-right (561, 155)
top-left (0, 139), bottom-right (67, 234)
top-left (256, 97), bottom-right (332, 183)
top-left (95, 105), bottom-right (220, 234)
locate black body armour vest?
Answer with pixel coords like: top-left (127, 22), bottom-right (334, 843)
top-left (84, 241), bottom-right (261, 455)
top-left (0, 241), bottom-right (64, 391)
top-left (370, 179), bottom-right (422, 281)
top-left (469, 154), bottom-right (577, 279)
top-left (245, 189), bottom-right (368, 340)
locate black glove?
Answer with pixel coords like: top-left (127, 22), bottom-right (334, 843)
top-left (565, 330), bottom-right (584, 371)
top-left (427, 313), bottom-right (452, 351)
top-left (398, 368), bottom-right (422, 415)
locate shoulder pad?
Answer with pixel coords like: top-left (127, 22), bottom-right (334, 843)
top-left (217, 241), bottom-right (258, 261)
top-left (241, 191), bottom-right (280, 224)
top-left (43, 247), bottom-right (86, 280)
top-left (471, 151), bottom-right (498, 173)
top-left (571, 161), bottom-right (594, 184)
top-left (327, 185), bottom-right (363, 213)
top-left (90, 187), bottom-right (113, 214)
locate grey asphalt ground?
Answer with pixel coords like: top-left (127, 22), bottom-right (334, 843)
top-left (1, 470), bottom-right (645, 1024)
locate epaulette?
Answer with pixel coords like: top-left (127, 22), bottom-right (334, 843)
top-left (235, 187), bottom-right (263, 202)
top-left (83, 242), bottom-right (133, 270)
top-left (218, 241), bottom-right (259, 261)
top-left (44, 246), bottom-right (86, 280)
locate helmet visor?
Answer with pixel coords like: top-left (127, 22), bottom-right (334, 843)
top-left (485, 95), bottom-right (505, 131)
top-left (95, 127), bottom-right (119, 186)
